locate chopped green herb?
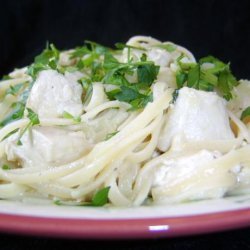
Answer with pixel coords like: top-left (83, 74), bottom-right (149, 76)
top-left (1, 75), bottom-right (12, 81)
top-left (199, 56), bottom-right (226, 73)
top-left (0, 102), bottom-right (25, 127)
top-left (2, 164), bottom-right (11, 170)
top-left (62, 111), bottom-right (74, 119)
top-left (137, 63), bottom-right (159, 85)
top-left (172, 89), bottom-right (179, 103)
top-left (103, 53), bottom-right (120, 70)
top-left (70, 41), bottom-right (109, 70)
top-left (6, 83), bottom-right (24, 96)
top-left (91, 62), bottom-right (105, 81)
top-left (129, 93), bottom-right (153, 110)
top-left (217, 64), bottom-right (238, 100)
top-left (91, 186), bottom-right (110, 206)
top-left (105, 131), bottom-right (119, 140)
top-left (114, 86), bottom-right (144, 102)
top-left (17, 108), bottom-right (40, 145)
top-left (1, 129), bottom-right (19, 141)
top-left (175, 55), bottom-right (238, 99)
top-left (19, 85), bottom-right (32, 104)
top-left (54, 186), bottom-right (111, 207)
top-left (27, 108), bottom-right (40, 125)
top-left (25, 41), bottom-right (158, 110)
top-left (240, 107), bottom-right (250, 121)
top-left (187, 64), bottom-right (200, 88)
top-left (54, 200), bottom-right (62, 206)
top-left (103, 70), bottom-right (130, 86)
top-left (27, 43), bottom-right (60, 79)
top-left (70, 46), bottom-right (89, 59)
top-left (62, 111), bottom-right (81, 123)
top-left (176, 72), bottom-right (187, 89)
top-left (102, 51), bottom-right (159, 109)
top-left (103, 52), bottom-right (159, 86)
top-left (85, 86), bottom-right (93, 102)
top-left (12, 102), bottom-right (26, 119)
top-left (85, 40), bottom-right (109, 55)
top-left (140, 53), bottom-right (147, 62)
top-left (106, 85), bottom-right (152, 110)
top-left (36, 43), bottom-right (59, 64)
top-left (68, 41), bottom-right (110, 77)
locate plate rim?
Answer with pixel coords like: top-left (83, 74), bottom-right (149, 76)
top-left (0, 208), bottom-right (249, 239)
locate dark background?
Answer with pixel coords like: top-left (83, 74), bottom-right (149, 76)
top-left (0, 0), bottom-right (250, 249)
top-left (1, 227), bottom-right (250, 250)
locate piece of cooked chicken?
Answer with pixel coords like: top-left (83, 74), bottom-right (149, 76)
top-left (152, 150), bottom-right (238, 204)
top-left (5, 127), bottom-right (92, 168)
top-left (158, 87), bottom-right (235, 152)
top-left (26, 69), bottom-right (83, 119)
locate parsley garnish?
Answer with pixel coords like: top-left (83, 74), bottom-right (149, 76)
top-left (176, 55), bottom-right (238, 100)
top-left (2, 164), bottom-right (11, 170)
top-left (0, 102), bottom-right (25, 127)
top-left (27, 43), bottom-right (60, 79)
top-left (171, 89), bottom-right (179, 103)
top-left (78, 78), bottom-right (93, 102)
top-left (25, 40), bottom-right (159, 110)
top-left (54, 200), bottom-right (62, 206)
top-left (17, 108), bottom-right (40, 145)
top-left (6, 83), bottom-right (24, 96)
top-left (24, 39), bottom-right (238, 113)
top-left (91, 186), bottom-right (110, 206)
top-left (70, 46), bottom-right (89, 59)
top-left (103, 52), bottom-right (159, 86)
top-left (62, 111), bottom-right (81, 123)
top-left (240, 107), bottom-right (250, 122)
top-left (27, 108), bottom-right (40, 125)
top-left (109, 86), bottom-right (144, 102)
top-left (103, 52), bottom-right (159, 109)
top-left (137, 63), bottom-right (159, 85)
top-left (0, 80), bottom-right (32, 129)
top-left (70, 40), bottom-right (109, 70)
top-left (1, 75), bottom-right (12, 81)
top-left (105, 131), bottom-right (119, 140)
top-left (54, 186), bottom-right (111, 207)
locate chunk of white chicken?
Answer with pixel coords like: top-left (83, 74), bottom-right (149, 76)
top-left (227, 80), bottom-right (250, 118)
top-left (152, 150), bottom-right (238, 204)
top-left (5, 127), bottom-right (92, 168)
top-left (158, 87), bottom-right (234, 152)
top-left (26, 70), bottom-right (83, 118)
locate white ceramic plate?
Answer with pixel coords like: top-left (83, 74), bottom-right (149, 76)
top-left (0, 194), bottom-right (249, 239)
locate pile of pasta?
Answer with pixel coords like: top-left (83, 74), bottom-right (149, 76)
top-left (0, 36), bottom-right (249, 206)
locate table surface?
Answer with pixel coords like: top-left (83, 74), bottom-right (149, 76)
top-left (1, 227), bottom-right (249, 250)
